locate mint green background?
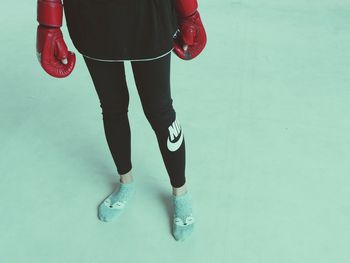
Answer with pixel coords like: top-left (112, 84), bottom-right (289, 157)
top-left (1, 1), bottom-right (350, 262)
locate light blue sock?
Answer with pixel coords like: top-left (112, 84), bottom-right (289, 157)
top-left (98, 179), bottom-right (135, 222)
top-left (172, 191), bottom-right (195, 241)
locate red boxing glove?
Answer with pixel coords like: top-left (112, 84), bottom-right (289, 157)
top-left (173, 0), bottom-right (207, 60)
top-left (36, 0), bottom-right (75, 78)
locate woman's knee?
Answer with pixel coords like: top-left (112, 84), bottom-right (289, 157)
top-left (144, 103), bottom-right (185, 154)
top-left (143, 99), bottom-right (176, 132)
top-left (100, 101), bottom-right (129, 120)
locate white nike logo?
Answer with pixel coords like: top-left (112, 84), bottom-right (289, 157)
top-left (167, 119), bottom-right (184, 152)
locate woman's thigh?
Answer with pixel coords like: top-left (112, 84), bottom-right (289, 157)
top-left (83, 56), bottom-right (130, 113)
top-left (130, 53), bottom-right (173, 115)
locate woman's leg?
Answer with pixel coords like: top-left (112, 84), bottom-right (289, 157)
top-left (131, 52), bottom-right (186, 189)
top-left (83, 56), bottom-right (133, 178)
top-left (131, 53), bottom-right (195, 241)
top-left (82, 55), bottom-right (135, 222)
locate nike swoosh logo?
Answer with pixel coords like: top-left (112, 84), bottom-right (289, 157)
top-left (167, 126), bottom-right (184, 152)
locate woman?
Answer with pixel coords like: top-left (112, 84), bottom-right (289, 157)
top-left (36, 0), bottom-right (207, 241)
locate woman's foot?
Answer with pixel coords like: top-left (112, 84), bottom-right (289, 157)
top-left (172, 189), bottom-right (195, 241)
top-left (98, 171), bottom-right (135, 222)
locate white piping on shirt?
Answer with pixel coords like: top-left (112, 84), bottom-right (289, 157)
top-left (83, 47), bottom-right (174, 62)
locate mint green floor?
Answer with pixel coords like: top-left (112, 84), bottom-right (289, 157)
top-left (1, 1), bottom-right (350, 262)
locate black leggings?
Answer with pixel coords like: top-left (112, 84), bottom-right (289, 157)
top-left (83, 53), bottom-right (186, 188)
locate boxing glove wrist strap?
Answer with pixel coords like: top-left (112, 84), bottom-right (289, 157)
top-left (37, 0), bottom-right (63, 27)
top-left (175, 0), bottom-right (198, 17)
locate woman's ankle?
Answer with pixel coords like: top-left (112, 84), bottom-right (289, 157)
top-left (119, 169), bottom-right (133, 183)
top-left (172, 183), bottom-right (188, 196)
